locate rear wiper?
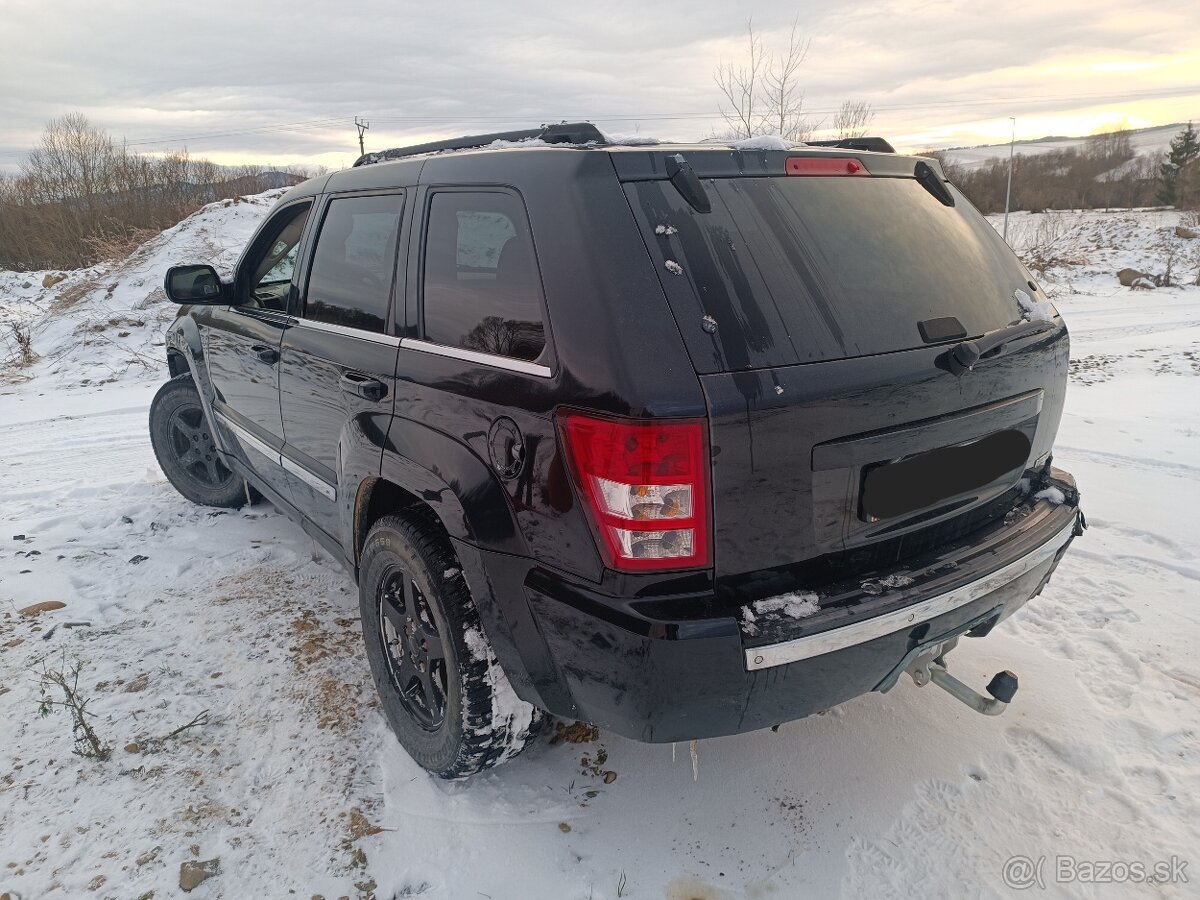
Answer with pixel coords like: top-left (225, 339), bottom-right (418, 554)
top-left (941, 320), bottom-right (1057, 376)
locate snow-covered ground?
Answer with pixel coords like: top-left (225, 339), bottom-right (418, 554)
top-left (938, 121), bottom-right (1191, 171)
top-left (2, 195), bottom-right (1199, 899)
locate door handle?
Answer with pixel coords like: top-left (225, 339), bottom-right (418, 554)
top-left (251, 344), bottom-right (280, 365)
top-left (340, 371), bottom-right (388, 402)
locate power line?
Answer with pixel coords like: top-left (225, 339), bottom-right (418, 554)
top-left (23, 83), bottom-right (1199, 152)
top-left (121, 117), bottom-right (347, 147)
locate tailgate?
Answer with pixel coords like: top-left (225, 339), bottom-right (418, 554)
top-left (619, 149), bottom-right (1070, 577)
top-left (700, 334), bottom-right (1067, 575)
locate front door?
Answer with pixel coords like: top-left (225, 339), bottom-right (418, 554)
top-left (205, 199), bottom-right (312, 502)
top-left (278, 191), bottom-right (406, 545)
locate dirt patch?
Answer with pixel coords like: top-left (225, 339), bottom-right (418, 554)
top-left (550, 721), bottom-right (600, 745)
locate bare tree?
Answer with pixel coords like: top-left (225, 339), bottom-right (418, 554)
top-left (714, 19), bottom-right (815, 141)
top-left (0, 113), bottom-right (313, 271)
top-left (764, 21), bottom-right (814, 141)
top-left (713, 20), bottom-right (767, 139)
top-left (834, 100), bottom-right (875, 140)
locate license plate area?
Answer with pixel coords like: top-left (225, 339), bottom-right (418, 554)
top-left (860, 429), bottom-right (1032, 521)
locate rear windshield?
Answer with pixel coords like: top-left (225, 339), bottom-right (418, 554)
top-left (629, 175), bottom-right (1031, 372)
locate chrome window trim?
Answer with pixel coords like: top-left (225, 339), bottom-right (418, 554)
top-left (215, 411), bottom-right (337, 501)
top-left (399, 338), bottom-right (553, 378)
top-left (744, 516), bottom-right (1078, 671)
top-left (288, 316), bottom-right (401, 346)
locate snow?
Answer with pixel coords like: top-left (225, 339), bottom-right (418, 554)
top-left (938, 121), bottom-right (1183, 172)
top-left (2, 199), bottom-right (1200, 898)
top-left (1015, 287), bottom-right (1055, 323)
top-left (598, 130), bottom-right (662, 146)
top-left (462, 625), bottom-right (536, 762)
top-left (741, 592), bottom-right (819, 636)
top-left (663, 259), bottom-right (684, 276)
top-left (1033, 486), bottom-right (1067, 506)
top-left (730, 135), bottom-right (800, 151)
top-left (653, 224), bottom-right (678, 236)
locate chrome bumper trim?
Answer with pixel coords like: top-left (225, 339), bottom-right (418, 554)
top-left (744, 515), bottom-right (1077, 671)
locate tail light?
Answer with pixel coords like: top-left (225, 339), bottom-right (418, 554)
top-left (786, 157), bottom-right (870, 176)
top-left (556, 410), bottom-right (710, 572)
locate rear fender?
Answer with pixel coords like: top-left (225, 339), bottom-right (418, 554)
top-left (378, 418), bottom-right (527, 554)
top-left (369, 420), bottom-right (545, 702)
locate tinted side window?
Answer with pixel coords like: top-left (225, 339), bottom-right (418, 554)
top-left (304, 194), bottom-right (404, 333)
top-left (422, 191), bottom-right (546, 362)
top-left (243, 202), bottom-right (311, 311)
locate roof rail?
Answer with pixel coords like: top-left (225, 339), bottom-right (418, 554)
top-left (353, 122), bottom-right (609, 167)
top-left (805, 136), bottom-right (896, 154)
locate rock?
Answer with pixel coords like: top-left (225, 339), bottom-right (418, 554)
top-left (602, 770), bottom-right (618, 784)
top-left (558, 822), bottom-right (571, 833)
top-left (21, 281), bottom-right (32, 289)
top-left (125, 742), bottom-right (141, 754)
top-left (128, 554), bottom-right (149, 565)
top-left (179, 857), bottom-right (220, 892)
top-left (12, 534), bottom-right (25, 540)
top-left (1175, 225), bottom-right (1198, 239)
top-left (1117, 268), bottom-right (1149, 286)
top-left (1131, 277), bottom-right (1157, 290)
top-left (42, 272), bottom-right (67, 289)
top-left (19, 601), bottom-right (66, 617)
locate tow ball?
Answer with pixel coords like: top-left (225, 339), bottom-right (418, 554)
top-left (906, 643), bottom-right (1019, 716)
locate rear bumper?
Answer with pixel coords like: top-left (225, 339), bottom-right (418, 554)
top-left (457, 471), bottom-right (1083, 743)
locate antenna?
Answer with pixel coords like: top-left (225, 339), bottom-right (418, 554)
top-left (355, 117), bottom-right (370, 156)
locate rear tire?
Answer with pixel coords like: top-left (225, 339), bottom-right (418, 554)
top-left (359, 510), bottom-right (544, 778)
top-left (149, 374), bottom-right (247, 509)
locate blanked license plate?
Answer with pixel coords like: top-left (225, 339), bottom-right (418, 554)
top-left (861, 429), bottom-right (1031, 520)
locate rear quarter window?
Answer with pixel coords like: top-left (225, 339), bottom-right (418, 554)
top-left (421, 191), bottom-right (547, 363)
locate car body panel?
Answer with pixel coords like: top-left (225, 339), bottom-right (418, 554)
top-left (159, 141), bottom-right (1083, 743)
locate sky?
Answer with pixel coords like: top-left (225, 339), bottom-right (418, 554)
top-left (1, 0), bottom-right (1198, 173)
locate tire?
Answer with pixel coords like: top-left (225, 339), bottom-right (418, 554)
top-left (359, 510), bottom-right (544, 778)
top-left (149, 374), bottom-right (248, 509)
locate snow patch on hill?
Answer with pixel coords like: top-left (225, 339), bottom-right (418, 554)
top-left (0, 190), bottom-right (283, 386)
top-left (940, 121), bottom-right (1190, 171)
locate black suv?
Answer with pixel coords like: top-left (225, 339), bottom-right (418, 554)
top-left (152, 124), bottom-right (1083, 778)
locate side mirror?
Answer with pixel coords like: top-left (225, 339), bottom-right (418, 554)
top-left (164, 265), bottom-right (226, 305)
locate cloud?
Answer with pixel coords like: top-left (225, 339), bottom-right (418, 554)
top-left (1, 0), bottom-right (1197, 170)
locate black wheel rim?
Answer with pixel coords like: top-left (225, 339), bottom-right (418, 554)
top-left (167, 403), bottom-right (234, 487)
top-left (378, 567), bottom-right (448, 730)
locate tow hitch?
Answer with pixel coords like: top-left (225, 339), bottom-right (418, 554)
top-left (905, 640), bottom-right (1019, 716)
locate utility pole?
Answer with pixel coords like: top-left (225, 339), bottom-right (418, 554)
top-left (1003, 116), bottom-right (1016, 242)
top-left (355, 117), bottom-right (370, 156)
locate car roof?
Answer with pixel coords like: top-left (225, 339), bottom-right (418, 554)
top-left (276, 135), bottom-right (934, 205)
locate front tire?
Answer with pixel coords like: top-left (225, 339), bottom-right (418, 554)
top-left (359, 511), bottom-right (543, 778)
top-left (149, 374), bottom-right (247, 508)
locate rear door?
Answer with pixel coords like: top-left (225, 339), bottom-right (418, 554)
top-left (621, 152), bottom-right (1069, 578)
top-left (205, 199), bottom-right (311, 502)
top-left (278, 190), bottom-right (407, 544)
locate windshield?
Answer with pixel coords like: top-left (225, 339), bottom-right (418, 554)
top-left (629, 175), bottom-right (1032, 371)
